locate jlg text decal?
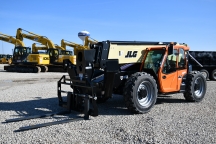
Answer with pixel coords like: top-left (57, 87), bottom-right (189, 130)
top-left (125, 51), bottom-right (138, 58)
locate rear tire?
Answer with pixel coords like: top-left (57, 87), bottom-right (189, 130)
top-left (123, 72), bottom-right (158, 114)
top-left (184, 71), bottom-right (206, 102)
top-left (210, 69), bottom-right (216, 81)
top-left (199, 69), bottom-right (209, 80)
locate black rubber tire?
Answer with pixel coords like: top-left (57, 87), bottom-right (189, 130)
top-left (199, 69), bottom-right (209, 80)
top-left (183, 71), bottom-right (206, 102)
top-left (210, 69), bottom-right (216, 81)
top-left (123, 72), bottom-right (158, 114)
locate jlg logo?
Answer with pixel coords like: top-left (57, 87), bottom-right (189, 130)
top-left (125, 51), bottom-right (138, 58)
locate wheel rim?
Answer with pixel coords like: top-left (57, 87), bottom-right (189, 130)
top-left (137, 81), bottom-right (154, 107)
top-left (194, 77), bottom-right (204, 97)
top-left (200, 71), bottom-right (207, 79)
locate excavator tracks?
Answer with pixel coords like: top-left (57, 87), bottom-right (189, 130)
top-left (4, 65), bottom-right (42, 73)
top-left (39, 65), bottom-right (48, 72)
top-left (4, 65), bottom-right (66, 73)
top-left (47, 65), bottom-right (67, 72)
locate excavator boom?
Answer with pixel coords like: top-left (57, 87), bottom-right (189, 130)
top-left (0, 32), bottom-right (26, 64)
top-left (32, 43), bottom-right (50, 52)
top-left (61, 37), bottom-right (94, 55)
top-left (16, 28), bottom-right (56, 48)
top-left (0, 32), bottom-right (25, 47)
top-left (84, 36), bottom-right (98, 47)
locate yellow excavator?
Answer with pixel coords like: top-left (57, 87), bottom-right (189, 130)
top-left (83, 36), bottom-right (98, 48)
top-left (61, 37), bottom-right (98, 55)
top-left (0, 54), bottom-right (13, 64)
top-left (1, 32), bottom-right (50, 73)
top-left (0, 54), bottom-right (6, 64)
top-left (0, 32), bottom-right (25, 65)
top-left (59, 37), bottom-right (98, 70)
top-left (15, 28), bottom-right (76, 72)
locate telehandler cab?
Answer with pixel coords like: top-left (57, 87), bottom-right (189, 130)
top-left (4, 41), bottom-right (207, 132)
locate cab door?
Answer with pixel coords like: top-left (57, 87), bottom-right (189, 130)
top-left (158, 49), bottom-right (179, 92)
top-left (48, 48), bottom-right (59, 64)
top-left (158, 46), bottom-right (188, 93)
top-left (176, 47), bottom-right (187, 90)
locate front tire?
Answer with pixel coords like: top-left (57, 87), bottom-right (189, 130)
top-left (123, 72), bottom-right (158, 114)
top-left (184, 71), bottom-right (207, 102)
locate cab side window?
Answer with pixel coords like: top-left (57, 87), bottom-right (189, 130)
top-left (162, 49), bottom-right (178, 74)
top-left (178, 48), bottom-right (186, 69)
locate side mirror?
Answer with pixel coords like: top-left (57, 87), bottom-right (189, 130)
top-left (168, 44), bottom-right (174, 55)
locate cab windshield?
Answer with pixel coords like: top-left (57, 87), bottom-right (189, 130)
top-left (7, 55), bottom-right (12, 58)
top-left (14, 47), bottom-right (31, 55)
top-left (61, 50), bottom-right (73, 55)
top-left (144, 49), bottom-right (165, 73)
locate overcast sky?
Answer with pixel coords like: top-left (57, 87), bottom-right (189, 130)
top-left (0, 0), bottom-right (215, 54)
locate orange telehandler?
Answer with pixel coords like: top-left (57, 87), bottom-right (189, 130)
top-left (4, 40), bottom-right (207, 132)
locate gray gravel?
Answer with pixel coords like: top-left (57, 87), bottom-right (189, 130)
top-left (0, 64), bottom-right (216, 144)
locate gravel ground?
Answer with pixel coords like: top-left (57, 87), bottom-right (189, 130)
top-left (0, 64), bottom-right (216, 144)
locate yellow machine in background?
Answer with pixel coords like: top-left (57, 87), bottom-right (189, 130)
top-left (0, 32), bottom-right (25, 47)
top-left (59, 39), bottom-right (84, 66)
top-left (0, 54), bottom-right (7, 64)
top-left (0, 54), bottom-right (13, 64)
top-left (0, 32), bottom-right (50, 72)
top-left (58, 37), bottom-right (98, 69)
top-left (83, 36), bottom-right (98, 48)
top-left (54, 44), bottom-right (75, 65)
top-left (61, 36), bottom-right (98, 55)
top-left (29, 43), bottom-right (50, 65)
top-left (0, 32), bottom-right (25, 64)
top-left (16, 28), bottom-right (76, 72)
